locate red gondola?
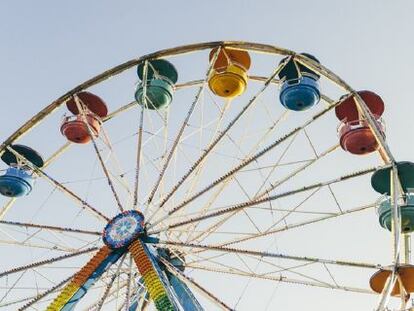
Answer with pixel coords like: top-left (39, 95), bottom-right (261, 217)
top-left (335, 91), bottom-right (385, 155)
top-left (60, 92), bottom-right (108, 144)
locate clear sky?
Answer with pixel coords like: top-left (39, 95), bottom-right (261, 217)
top-left (1, 1), bottom-right (414, 310)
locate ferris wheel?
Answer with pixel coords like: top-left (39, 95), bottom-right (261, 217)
top-left (0, 41), bottom-right (412, 311)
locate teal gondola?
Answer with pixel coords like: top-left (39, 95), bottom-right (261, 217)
top-left (135, 59), bottom-right (178, 110)
top-left (372, 161), bottom-right (414, 232)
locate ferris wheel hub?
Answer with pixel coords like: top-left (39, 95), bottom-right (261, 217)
top-left (102, 210), bottom-right (145, 249)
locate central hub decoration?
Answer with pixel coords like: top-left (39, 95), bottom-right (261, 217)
top-left (103, 210), bottom-right (145, 249)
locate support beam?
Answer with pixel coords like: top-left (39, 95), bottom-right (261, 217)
top-left (189, 264), bottom-right (374, 295)
top-left (149, 167), bottom-right (381, 235)
top-left (0, 220), bottom-right (100, 236)
top-left (157, 241), bottom-right (383, 270)
top-left (0, 247), bottom-right (98, 278)
top-left (161, 258), bottom-right (234, 310)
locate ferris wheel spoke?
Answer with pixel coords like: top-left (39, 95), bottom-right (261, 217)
top-left (176, 75), bottom-right (335, 108)
top-left (120, 279), bottom-right (148, 311)
top-left (133, 107), bottom-right (145, 209)
top-left (255, 143), bottom-right (339, 202)
top-left (104, 100), bottom-right (136, 122)
top-left (0, 219), bottom-right (101, 236)
top-left (0, 142), bottom-right (72, 221)
top-left (16, 272), bottom-right (75, 310)
top-left (160, 257), bottom-right (234, 311)
top-left (186, 144), bottom-right (339, 244)
top-left (160, 240), bottom-right (383, 270)
top-left (149, 98), bottom-right (343, 230)
top-left (0, 238), bottom-right (87, 252)
top-left (124, 279), bottom-right (149, 311)
top-left (145, 48), bottom-right (222, 208)
top-left (149, 165), bottom-right (380, 235)
top-left (6, 146), bottom-right (110, 222)
top-left (0, 270), bottom-right (27, 305)
top-left (74, 96), bottom-right (125, 213)
top-left (183, 110), bottom-right (292, 243)
top-left (149, 57), bottom-right (293, 224)
top-left (187, 176), bottom-right (319, 243)
top-left (137, 292), bottom-right (150, 311)
top-left (261, 187), bottom-right (322, 235)
top-left (98, 127), bottom-right (133, 197)
top-left (132, 61), bottom-right (149, 210)
top-left (0, 294), bottom-right (41, 309)
top-left (174, 187), bottom-right (320, 251)
top-left (242, 254), bottom-right (340, 288)
top-left (157, 95), bottom-right (333, 235)
top-left (175, 74), bottom-right (280, 90)
top-left (174, 113), bottom-right (237, 191)
top-left (159, 98), bottom-right (233, 231)
top-left (0, 247), bottom-right (98, 279)
top-left (207, 253), bottom-right (334, 291)
top-left (123, 254), bottom-right (133, 310)
top-left (251, 129), bottom-right (299, 198)
top-left (95, 253), bottom-right (127, 311)
top-left (303, 127), bottom-right (345, 214)
top-left (184, 128), bottom-right (304, 244)
top-left (0, 225), bottom-right (97, 252)
top-left (187, 264), bottom-right (374, 295)
top-left (81, 276), bottom-right (131, 311)
top-left (175, 202), bottom-right (377, 257)
top-left (0, 198), bottom-right (16, 221)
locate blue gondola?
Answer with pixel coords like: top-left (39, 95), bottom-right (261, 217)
top-left (278, 53), bottom-right (320, 111)
top-left (0, 145), bottom-right (44, 197)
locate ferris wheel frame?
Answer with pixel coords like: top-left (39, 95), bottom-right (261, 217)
top-left (0, 41), bottom-right (407, 311)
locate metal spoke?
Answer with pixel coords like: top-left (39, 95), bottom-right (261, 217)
top-left (75, 96), bottom-right (125, 213)
top-left (161, 258), bottom-right (234, 310)
top-left (184, 110), bottom-right (293, 243)
top-left (0, 220), bottom-right (101, 236)
top-left (123, 255), bottom-right (133, 311)
top-left (157, 241), bottom-right (383, 270)
top-left (104, 100), bottom-right (136, 122)
top-left (167, 99), bottom-right (233, 241)
top-left (83, 281), bottom-right (129, 311)
top-left (146, 47), bottom-right (222, 207)
top-left (0, 142), bottom-right (71, 220)
top-left (0, 198), bottom-right (17, 221)
top-left (149, 99), bottom-right (343, 229)
top-left (133, 61), bottom-right (148, 209)
top-left (254, 143), bottom-right (339, 201)
top-left (151, 56), bottom-right (293, 217)
top-left (17, 273), bottom-right (75, 310)
top-left (188, 264), bottom-right (374, 295)
top-left (0, 247), bottom-right (98, 278)
top-left (149, 167), bottom-right (380, 235)
top-left (6, 146), bottom-right (109, 221)
top-left (95, 253), bottom-right (127, 311)
top-left (187, 202), bottom-right (377, 255)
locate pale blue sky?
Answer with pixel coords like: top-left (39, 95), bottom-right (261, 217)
top-left (1, 1), bottom-right (414, 310)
